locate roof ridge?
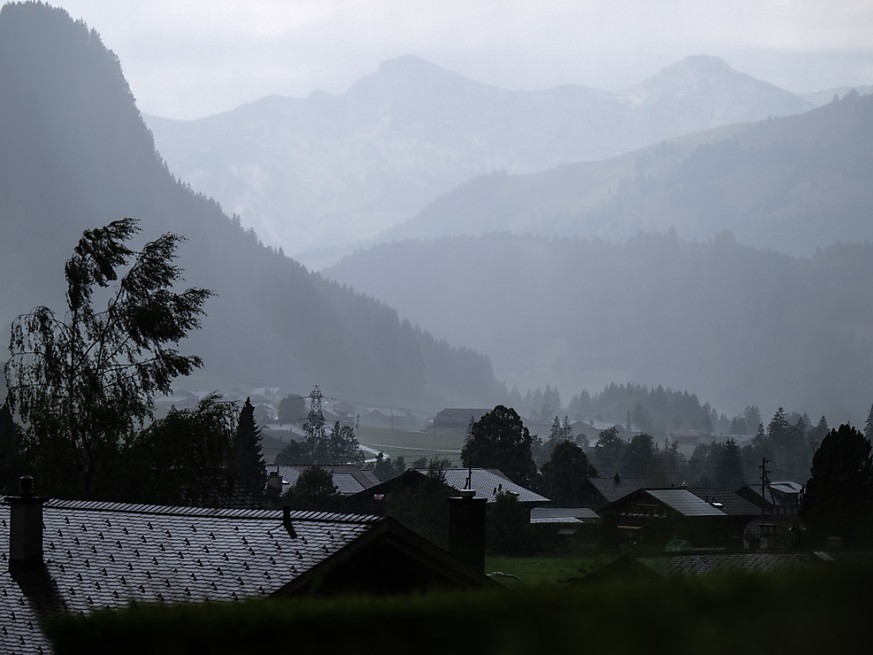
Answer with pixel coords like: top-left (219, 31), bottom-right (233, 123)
top-left (41, 499), bottom-right (384, 524)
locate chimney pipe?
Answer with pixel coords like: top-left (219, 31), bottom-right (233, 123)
top-left (282, 505), bottom-right (297, 539)
top-left (448, 490), bottom-right (486, 573)
top-left (7, 475), bottom-right (46, 569)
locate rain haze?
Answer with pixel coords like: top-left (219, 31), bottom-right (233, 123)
top-left (2, 3), bottom-right (873, 648)
top-left (48, 0), bottom-right (873, 119)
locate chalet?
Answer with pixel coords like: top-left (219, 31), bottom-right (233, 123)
top-left (346, 468), bottom-right (548, 514)
top-left (1, 477), bottom-right (491, 654)
top-left (686, 487), bottom-right (763, 547)
top-left (598, 488), bottom-right (730, 549)
top-left (737, 481), bottom-right (803, 520)
top-left (579, 475), bottom-right (664, 510)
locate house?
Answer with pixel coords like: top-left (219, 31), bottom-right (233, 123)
top-left (686, 487), bottom-right (764, 547)
top-left (1, 477), bottom-right (491, 654)
top-left (579, 475), bottom-right (665, 510)
top-left (346, 468), bottom-right (548, 513)
top-left (344, 468), bottom-right (549, 552)
top-left (737, 481), bottom-right (803, 520)
top-left (271, 465), bottom-right (379, 496)
top-left (598, 488), bottom-right (731, 549)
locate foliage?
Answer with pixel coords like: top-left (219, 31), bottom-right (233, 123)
top-left (461, 405), bottom-right (537, 487)
top-left (45, 566), bottom-right (873, 655)
top-left (716, 439), bottom-right (745, 491)
top-left (622, 433), bottom-right (655, 478)
top-left (487, 491), bottom-right (534, 555)
top-left (799, 424), bottom-right (873, 544)
top-left (592, 427), bottom-right (625, 476)
top-left (235, 397), bottom-right (266, 499)
top-left (282, 466), bottom-right (340, 511)
top-left (274, 439), bottom-right (313, 466)
top-left (123, 393), bottom-right (237, 506)
top-left (384, 472), bottom-right (452, 549)
top-left (275, 388), bottom-right (363, 466)
top-left (371, 452), bottom-right (406, 482)
top-left (0, 400), bottom-right (26, 493)
top-left (277, 394), bottom-right (306, 426)
top-left (3, 218), bottom-right (211, 497)
top-left (568, 383), bottom-right (718, 435)
top-left (540, 440), bottom-right (597, 505)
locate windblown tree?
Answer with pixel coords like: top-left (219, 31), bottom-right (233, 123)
top-left (3, 218), bottom-right (212, 497)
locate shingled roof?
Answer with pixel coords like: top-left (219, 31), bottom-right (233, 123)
top-left (274, 465), bottom-right (379, 496)
top-left (0, 493), bottom-right (489, 654)
top-left (584, 551), bottom-right (836, 584)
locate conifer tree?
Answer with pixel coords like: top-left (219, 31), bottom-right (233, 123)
top-left (236, 397), bottom-right (266, 498)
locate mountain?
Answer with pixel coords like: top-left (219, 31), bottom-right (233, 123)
top-left (145, 55), bottom-right (812, 268)
top-left (324, 232), bottom-right (873, 425)
top-left (387, 92), bottom-right (873, 257)
top-left (0, 3), bottom-right (503, 410)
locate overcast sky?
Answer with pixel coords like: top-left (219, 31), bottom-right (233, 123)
top-left (45, 0), bottom-right (873, 120)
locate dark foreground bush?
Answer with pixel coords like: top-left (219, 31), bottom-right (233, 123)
top-left (47, 565), bottom-right (870, 655)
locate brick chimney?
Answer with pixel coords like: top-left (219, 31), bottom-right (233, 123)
top-left (448, 489), bottom-right (486, 573)
top-left (7, 475), bottom-right (46, 569)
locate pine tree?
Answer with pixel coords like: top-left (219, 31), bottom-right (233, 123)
top-left (236, 397), bottom-right (266, 498)
top-left (865, 404), bottom-right (873, 441)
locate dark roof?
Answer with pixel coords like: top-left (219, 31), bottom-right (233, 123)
top-left (274, 465), bottom-right (379, 496)
top-left (738, 481), bottom-right (803, 509)
top-left (584, 551), bottom-right (836, 584)
top-left (586, 477), bottom-right (663, 504)
top-left (412, 468), bottom-right (550, 504)
top-left (530, 507), bottom-right (600, 524)
top-left (646, 489), bottom-right (727, 517)
top-left (636, 552), bottom-right (823, 577)
top-left (0, 497), bottom-right (489, 653)
top-left (687, 488), bottom-right (763, 517)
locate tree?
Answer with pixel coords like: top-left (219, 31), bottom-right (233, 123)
top-left (282, 466), bottom-right (340, 511)
top-left (277, 394), bottom-right (305, 426)
top-left (4, 219), bottom-right (212, 496)
top-left (865, 404), bottom-right (873, 441)
top-left (0, 400), bottom-right (26, 493)
top-left (623, 433), bottom-right (655, 478)
top-left (124, 393), bottom-right (236, 505)
top-left (593, 426), bottom-right (625, 476)
top-left (540, 439), bottom-right (598, 505)
top-left (461, 405), bottom-right (536, 487)
top-left (372, 452), bottom-right (405, 482)
top-left (326, 420), bottom-right (364, 465)
top-left (236, 397), bottom-right (266, 499)
top-left (800, 425), bottom-right (873, 544)
top-left (717, 439), bottom-right (745, 491)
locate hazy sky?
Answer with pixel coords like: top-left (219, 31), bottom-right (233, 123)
top-left (45, 0), bottom-right (873, 119)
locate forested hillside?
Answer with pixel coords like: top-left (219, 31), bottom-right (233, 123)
top-left (390, 92), bottom-right (873, 257)
top-left (0, 3), bottom-right (503, 409)
top-left (326, 231), bottom-right (873, 423)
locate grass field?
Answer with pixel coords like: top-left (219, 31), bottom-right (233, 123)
top-left (357, 425), bottom-right (465, 464)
